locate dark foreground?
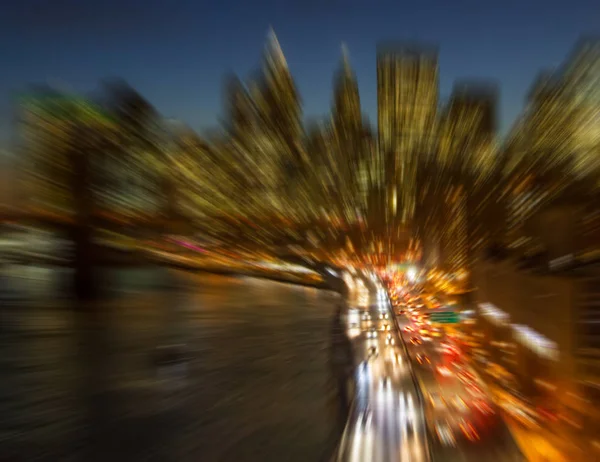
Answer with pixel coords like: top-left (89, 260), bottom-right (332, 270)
top-left (0, 266), bottom-right (347, 462)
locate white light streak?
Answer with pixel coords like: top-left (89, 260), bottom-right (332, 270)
top-left (512, 324), bottom-right (559, 361)
top-left (479, 302), bottom-right (510, 325)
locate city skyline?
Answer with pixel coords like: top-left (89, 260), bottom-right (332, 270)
top-left (14, 26), bottom-right (599, 268)
top-left (2, 3), bottom-right (600, 460)
top-left (1, 0), bottom-right (599, 147)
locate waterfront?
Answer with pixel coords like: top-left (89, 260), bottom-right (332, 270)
top-left (0, 267), bottom-right (345, 461)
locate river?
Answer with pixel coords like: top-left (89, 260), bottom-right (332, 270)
top-left (0, 266), bottom-right (346, 461)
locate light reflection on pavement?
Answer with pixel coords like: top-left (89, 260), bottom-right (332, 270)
top-left (336, 280), bottom-right (430, 462)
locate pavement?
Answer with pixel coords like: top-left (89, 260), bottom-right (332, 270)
top-left (485, 381), bottom-right (592, 462)
top-left (335, 281), bottom-right (431, 462)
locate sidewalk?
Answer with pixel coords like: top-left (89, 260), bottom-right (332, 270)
top-left (505, 415), bottom-right (567, 462)
top-left (480, 372), bottom-right (590, 461)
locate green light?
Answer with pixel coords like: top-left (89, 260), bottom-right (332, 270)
top-left (430, 311), bottom-right (459, 324)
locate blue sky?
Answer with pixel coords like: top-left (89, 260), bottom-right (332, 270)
top-left (1, 0), bottom-right (599, 146)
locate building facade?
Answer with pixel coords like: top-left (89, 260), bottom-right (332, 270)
top-left (377, 44), bottom-right (438, 226)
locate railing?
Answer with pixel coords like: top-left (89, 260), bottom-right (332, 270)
top-left (331, 389), bottom-right (358, 461)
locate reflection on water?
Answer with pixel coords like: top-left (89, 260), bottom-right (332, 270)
top-left (0, 267), bottom-right (344, 461)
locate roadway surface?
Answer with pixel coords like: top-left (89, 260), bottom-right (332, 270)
top-left (336, 281), bottom-right (430, 462)
top-left (395, 308), bottom-right (524, 461)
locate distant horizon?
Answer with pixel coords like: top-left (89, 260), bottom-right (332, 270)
top-left (0, 31), bottom-right (576, 150)
top-left (1, 0), bottom-right (598, 147)
top-left (1, 33), bottom-right (590, 145)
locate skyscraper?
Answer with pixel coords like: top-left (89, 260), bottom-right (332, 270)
top-left (333, 45), bottom-right (362, 137)
top-left (562, 38), bottom-right (600, 179)
top-left (249, 29), bottom-right (304, 220)
top-left (260, 28), bottom-right (304, 167)
top-left (437, 81), bottom-right (498, 180)
top-left (439, 184), bottom-right (468, 274)
top-left (503, 69), bottom-right (580, 254)
top-left (377, 43), bottom-right (438, 225)
top-left (442, 82), bottom-right (500, 269)
top-left (332, 44), bottom-right (363, 223)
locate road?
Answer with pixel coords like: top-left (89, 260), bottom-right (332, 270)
top-left (395, 307), bottom-right (523, 461)
top-left (336, 281), bottom-right (430, 462)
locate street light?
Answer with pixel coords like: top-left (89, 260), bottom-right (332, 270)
top-left (406, 266), bottom-right (417, 282)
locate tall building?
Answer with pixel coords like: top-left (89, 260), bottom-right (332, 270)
top-left (249, 29), bottom-right (308, 222)
top-left (162, 120), bottom-right (217, 223)
top-left (503, 38), bottom-right (600, 253)
top-left (260, 28), bottom-right (304, 167)
top-left (377, 43), bottom-right (438, 226)
top-left (223, 74), bottom-right (273, 214)
top-left (503, 69), bottom-right (580, 254)
top-left (500, 38), bottom-right (600, 263)
top-left (249, 29), bottom-right (304, 221)
top-left (333, 45), bottom-right (362, 142)
top-left (562, 37), bottom-right (600, 179)
top-left (437, 81), bottom-right (498, 180)
top-left (224, 75), bottom-right (257, 144)
top-left (331, 44), bottom-right (364, 223)
top-left (440, 184), bottom-right (469, 275)
top-left (305, 120), bottom-right (339, 220)
top-left (357, 127), bottom-right (377, 217)
top-left (512, 71), bottom-right (576, 178)
top-left (418, 81), bottom-right (499, 278)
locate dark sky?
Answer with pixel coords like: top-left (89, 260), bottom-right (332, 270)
top-left (1, 0), bottom-right (599, 145)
